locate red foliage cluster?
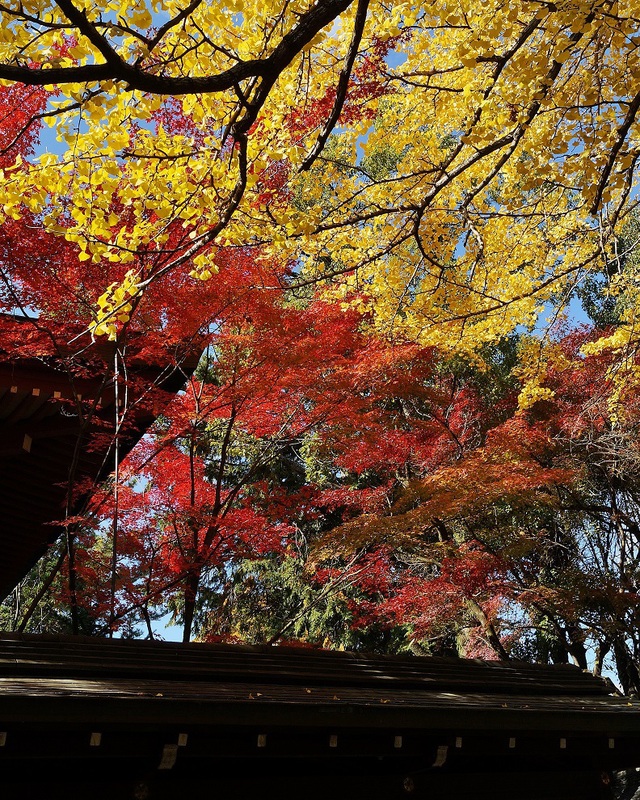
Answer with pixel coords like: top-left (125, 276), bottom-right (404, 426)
top-left (0, 83), bottom-right (48, 168)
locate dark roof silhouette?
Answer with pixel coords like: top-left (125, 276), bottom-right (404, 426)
top-left (0, 633), bottom-right (636, 799)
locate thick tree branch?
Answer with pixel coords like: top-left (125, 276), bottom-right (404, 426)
top-left (54, 0), bottom-right (123, 65)
top-left (300, 0), bottom-right (370, 171)
top-left (0, 0), bottom-right (355, 94)
top-left (591, 88), bottom-right (640, 214)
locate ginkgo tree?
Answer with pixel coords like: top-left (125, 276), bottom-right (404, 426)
top-left (1, 0), bottom-right (640, 366)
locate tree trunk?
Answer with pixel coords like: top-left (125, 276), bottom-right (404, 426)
top-left (613, 638), bottom-right (640, 697)
top-left (182, 569), bottom-right (201, 643)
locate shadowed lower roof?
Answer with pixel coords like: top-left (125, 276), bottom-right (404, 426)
top-left (0, 631), bottom-right (636, 730)
top-left (0, 633), bottom-right (635, 799)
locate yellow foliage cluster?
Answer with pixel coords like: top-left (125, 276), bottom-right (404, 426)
top-left (1, 0), bottom-right (640, 350)
top-left (91, 269), bottom-right (140, 340)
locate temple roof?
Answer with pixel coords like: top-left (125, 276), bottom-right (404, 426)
top-left (0, 633), bottom-right (636, 799)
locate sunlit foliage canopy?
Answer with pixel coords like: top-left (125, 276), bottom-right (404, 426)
top-left (1, 0), bottom-right (640, 359)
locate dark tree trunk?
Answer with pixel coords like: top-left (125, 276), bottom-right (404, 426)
top-left (613, 638), bottom-right (640, 697)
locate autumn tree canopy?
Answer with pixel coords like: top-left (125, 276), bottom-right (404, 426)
top-left (3, 0), bottom-right (640, 693)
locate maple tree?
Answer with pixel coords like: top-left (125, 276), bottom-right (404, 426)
top-left (58, 293), bottom-right (501, 643)
top-left (192, 334), bottom-right (521, 650)
top-left (294, 323), bottom-right (640, 692)
top-left (86, 290), bottom-right (384, 642)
